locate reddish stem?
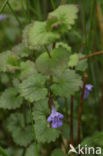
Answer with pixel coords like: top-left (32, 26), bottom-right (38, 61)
top-left (70, 96), bottom-right (74, 156)
top-left (77, 73), bottom-right (88, 145)
top-left (48, 75), bottom-right (53, 108)
top-left (79, 50), bottom-right (103, 61)
top-left (99, 83), bottom-right (103, 131)
top-left (70, 96), bottom-right (74, 145)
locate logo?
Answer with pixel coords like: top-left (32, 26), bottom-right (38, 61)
top-left (68, 144), bottom-right (101, 155)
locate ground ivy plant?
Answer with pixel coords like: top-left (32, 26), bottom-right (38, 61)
top-left (0, 4), bottom-right (94, 156)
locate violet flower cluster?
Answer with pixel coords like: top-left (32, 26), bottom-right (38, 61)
top-left (0, 14), bottom-right (8, 22)
top-left (83, 84), bottom-right (93, 99)
top-left (47, 106), bottom-right (64, 128)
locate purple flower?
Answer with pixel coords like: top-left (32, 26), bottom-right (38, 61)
top-left (0, 14), bottom-right (8, 22)
top-left (83, 84), bottom-right (93, 99)
top-left (47, 106), bottom-right (64, 128)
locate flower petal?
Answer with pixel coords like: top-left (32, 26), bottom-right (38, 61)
top-left (58, 112), bottom-right (64, 119)
top-left (51, 121), bottom-right (58, 128)
top-left (57, 120), bottom-right (63, 127)
top-left (47, 114), bottom-right (52, 122)
top-left (83, 90), bottom-right (89, 99)
top-left (86, 84), bottom-right (93, 91)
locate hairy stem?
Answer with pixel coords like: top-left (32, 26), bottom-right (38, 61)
top-left (77, 73), bottom-right (88, 145)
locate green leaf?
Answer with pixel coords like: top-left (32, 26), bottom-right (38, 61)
top-left (9, 0), bottom-right (24, 11)
top-left (51, 69), bottom-right (82, 97)
top-left (7, 54), bottom-right (19, 70)
top-left (0, 51), bottom-right (19, 72)
top-left (19, 61), bottom-right (37, 80)
top-left (56, 42), bottom-right (71, 52)
top-left (23, 21), bottom-right (59, 50)
top-left (36, 47), bottom-right (69, 76)
top-left (25, 144), bottom-right (36, 156)
top-left (6, 147), bottom-right (23, 156)
top-left (0, 73), bottom-right (10, 84)
top-left (19, 74), bottom-right (48, 102)
top-left (0, 88), bottom-right (23, 110)
top-left (12, 125), bottom-right (33, 147)
top-left (76, 54), bottom-right (88, 72)
top-left (68, 54), bottom-right (79, 67)
top-left (51, 149), bottom-right (67, 156)
top-left (0, 146), bottom-right (10, 156)
top-left (0, 51), bottom-right (11, 72)
top-left (7, 113), bottom-right (33, 147)
top-left (81, 132), bottom-right (103, 147)
top-left (48, 4), bottom-right (78, 32)
top-left (33, 99), bottom-right (60, 143)
top-left (12, 43), bottom-right (33, 58)
top-left (62, 120), bottom-right (78, 141)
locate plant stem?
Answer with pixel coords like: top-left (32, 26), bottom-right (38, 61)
top-left (70, 96), bottom-right (74, 156)
top-left (45, 46), bottom-right (54, 109)
top-left (44, 45), bottom-right (51, 58)
top-left (21, 0), bottom-right (27, 23)
top-left (96, 1), bottom-right (103, 132)
top-left (48, 75), bottom-right (53, 108)
top-left (7, 1), bottom-right (22, 27)
top-left (60, 0), bottom-right (66, 5)
top-left (25, 0), bottom-right (31, 23)
top-left (79, 50), bottom-right (103, 61)
top-left (23, 103), bottom-right (27, 126)
top-left (50, 0), bottom-right (55, 10)
top-left (77, 73), bottom-right (88, 145)
top-left (33, 0), bottom-right (42, 20)
top-left (0, 0), bottom-right (8, 13)
top-left (99, 83), bottom-right (103, 131)
top-left (0, 146), bottom-right (10, 156)
top-left (29, 103), bottom-right (39, 156)
top-left (96, 2), bottom-right (103, 47)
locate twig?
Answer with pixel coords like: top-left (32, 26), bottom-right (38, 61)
top-left (70, 96), bottom-right (74, 156)
top-left (79, 50), bottom-right (103, 61)
top-left (77, 73), bottom-right (88, 145)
